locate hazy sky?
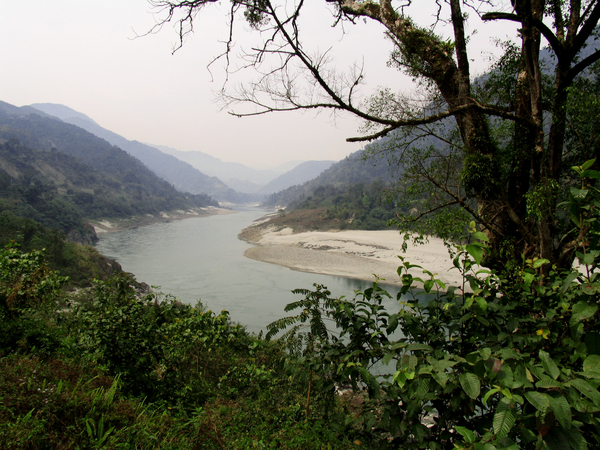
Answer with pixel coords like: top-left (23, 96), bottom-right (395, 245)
top-left (0, 1), bottom-right (517, 168)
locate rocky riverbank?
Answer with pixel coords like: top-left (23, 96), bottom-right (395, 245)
top-left (90, 206), bottom-right (236, 234)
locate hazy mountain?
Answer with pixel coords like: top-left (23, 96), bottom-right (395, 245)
top-left (29, 103), bottom-right (257, 203)
top-left (0, 100), bottom-right (218, 242)
top-left (155, 145), bottom-right (305, 191)
top-left (258, 160), bottom-right (335, 195)
top-left (263, 148), bottom-right (400, 208)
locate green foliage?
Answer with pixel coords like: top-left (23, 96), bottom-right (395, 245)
top-left (0, 247), bottom-right (355, 448)
top-left (0, 211), bottom-right (121, 287)
top-left (0, 243), bottom-right (68, 358)
top-left (267, 163), bottom-right (600, 449)
top-left (70, 274), bottom-right (248, 408)
top-left (265, 181), bottom-right (403, 231)
top-left (0, 243), bottom-right (67, 318)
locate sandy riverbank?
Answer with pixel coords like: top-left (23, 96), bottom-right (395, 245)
top-left (90, 206), bottom-right (236, 234)
top-left (241, 225), bottom-right (465, 287)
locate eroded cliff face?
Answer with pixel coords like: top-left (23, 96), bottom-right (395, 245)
top-left (95, 253), bottom-right (123, 278)
top-left (67, 223), bottom-right (99, 246)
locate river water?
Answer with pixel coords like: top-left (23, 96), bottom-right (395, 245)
top-left (95, 208), bottom-right (400, 334)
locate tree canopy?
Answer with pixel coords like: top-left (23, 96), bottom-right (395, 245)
top-left (149, 0), bottom-right (600, 269)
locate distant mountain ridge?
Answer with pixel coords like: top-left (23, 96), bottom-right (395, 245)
top-left (258, 160), bottom-right (336, 195)
top-left (30, 103), bottom-right (332, 200)
top-left (29, 103), bottom-right (254, 203)
top-left (155, 145), bottom-right (306, 193)
top-left (263, 148), bottom-right (400, 208)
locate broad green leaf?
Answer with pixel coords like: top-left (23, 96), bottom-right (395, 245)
top-left (423, 279), bottom-right (434, 293)
top-left (406, 343), bottom-right (433, 352)
top-left (583, 283), bottom-right (599, 295)
top-left (580, 369), bottom-right (600, 380)
top-left (583, 354), bottom-right (600, 372)
top-left (496, 438), bottom-right (519, 450)
top-left (580, 159), bottom-right (596, 171)
top-left (475, 296), bottom-right (488, 312)
top-left (532, 258), bottom-right (551, 268)
top-left (570, 187), bottom-right (589, 200)
top-left (524, 390), bottom-right (549, 412)
top-left (427, 356), bottom-right (457, 372)
top-left (493, 398), bottom-right (516, 439)
top-left (472, 231), bottom-right (489, 242)
top-left (455, 426), bottom-right (476, 444)
top-left (400, 354), bottom-right (418, 372)
top-left (513, 364), bottom-right (533, 389)
top-left (539, 350), bottom-right (561, 380)
top-left (432, 370), bottom-right (448, 387)
top-left (476, 315), bottom-right (490, 326)
top-left (382, 352), bottom-right (395, 366)
top-left (570, 301), bottom-right (598, 327)
top-left (387, 314), bottom-right (399, 333)
top-left (560, 272), bottom-right (580, 294)
top-left (566, 378), bottom-right (600, 407)
top-left (496, 365), bottom-right (514, 389)
top-left (522, 271), bottom-right (535, 286)
top-left (562, 425), bottom-right (587, 450)
top-left (480, 347), bottom-right (492, 360)
top-left (460, 373), bottom-right (481, 399)
top-left (393, 370), bottom-right (408, 388)
top-left (483, 387), bottom-right (501, 405)
top-left (536, 376), bottom-right (562, 389)
top-left (581, 169), bottom-right (600, 179)
top-left (577, 250), bottom-right (597, 265)
top-left (467, 243), bottom-right (484, 265)
top-left (475, 444), bottom-right (497, 450)
top-left (391, 342), bottom-right (408, 350)
top-left (547, 392), bottom-right (572, 430)
top-left (415, 377), bottom-right (430, 399)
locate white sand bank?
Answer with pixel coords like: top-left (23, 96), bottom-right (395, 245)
top-left (244, 227), bottom-right (464, 287)
top-left (92, 207), bottom-right (236, 234)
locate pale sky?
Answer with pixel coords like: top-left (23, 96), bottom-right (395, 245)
top-left (0, 1), bottom-right (517, 169)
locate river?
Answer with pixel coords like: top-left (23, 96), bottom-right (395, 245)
top-left (94, 208), bottom-right (400, 334)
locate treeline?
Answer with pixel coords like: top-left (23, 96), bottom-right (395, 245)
top-left (263, 148), bottom-right (400, 209)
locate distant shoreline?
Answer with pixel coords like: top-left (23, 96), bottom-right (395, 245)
top-left (90, 206), bottom-right (237, 235)
top-left (239, 223), bottom-right (463, 287)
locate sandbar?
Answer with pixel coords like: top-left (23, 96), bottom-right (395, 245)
top-left (242, 226), bottom-right (466, 287)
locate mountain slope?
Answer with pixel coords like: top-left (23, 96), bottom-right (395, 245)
top-left (258, 160), bottom-right (335, 194)
top-left (29, 103), bottom-right (252, 203)
top-left (156, 145), bottom-right (304, 191)
top-left (263, 148), bottom-right (400, 208)
top-left (0, 101), bottom-right (218, 242)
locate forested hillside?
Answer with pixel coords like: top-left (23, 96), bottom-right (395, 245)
top-left (262, 148), bottom-right (404, 230)
top-left (0, 101), bottom-right (218, 243)
top-left (29, 103), bottom-right (257, 203)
